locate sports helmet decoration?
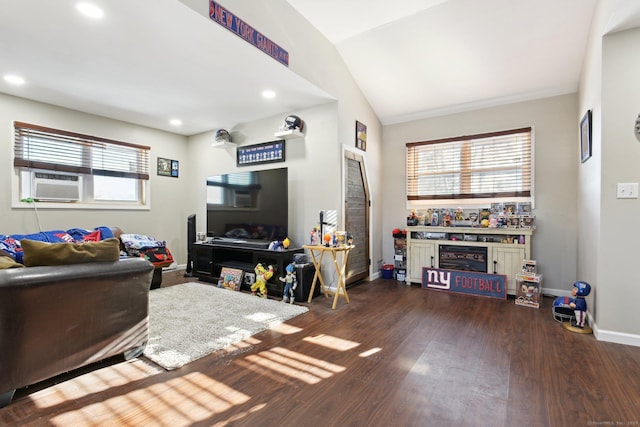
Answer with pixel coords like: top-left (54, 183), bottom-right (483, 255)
top-left (573, 281), bottom-right (591, 297)
top-left (281, 115), bottom-right (304, 132)
top-left (214, 129), bottom-right (231, 143)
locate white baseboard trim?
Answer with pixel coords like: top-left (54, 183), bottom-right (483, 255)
top-left (162, 263), bottom-right (185, 272)
top-left (593, 325), bottom-right (640, 347)
top-left (543, 290), bottom-right (640, 347)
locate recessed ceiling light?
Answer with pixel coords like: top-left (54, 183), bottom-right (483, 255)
top-left (169, 119), bottom-right (182, 126)
top-left (3, 74), bottom-right (25, 85)
top-left (262, 90), bottom-right (276, 99)
top-left (76, 2), bottom-right (104, 19)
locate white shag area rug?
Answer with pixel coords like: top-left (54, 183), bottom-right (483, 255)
top-left (144, 282), bottom-right (308, 370)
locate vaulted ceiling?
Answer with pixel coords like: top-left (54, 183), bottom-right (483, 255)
top-left (1, 0), bottom-right (640, 136)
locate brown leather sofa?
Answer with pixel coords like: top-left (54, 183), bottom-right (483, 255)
top-left (0, 257), bottom-right (153, 408)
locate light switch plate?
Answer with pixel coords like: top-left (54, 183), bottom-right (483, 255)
top-left (616, 183), bottom-right (638, 199)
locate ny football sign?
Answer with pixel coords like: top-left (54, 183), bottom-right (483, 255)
top-left (422, 267), bottom-right (507, 300)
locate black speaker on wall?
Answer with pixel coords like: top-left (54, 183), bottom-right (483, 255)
top-left (185, 213), bottom-right (196, 277)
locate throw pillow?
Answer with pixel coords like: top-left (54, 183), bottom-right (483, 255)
top-left (0, 249), bottom-right (24, 269)
top-left (21, 237), bottom-right (120, 267)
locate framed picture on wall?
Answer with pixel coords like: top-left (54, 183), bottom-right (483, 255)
top-left (237, 140), bottom-right (285, 166)
top-left (580, 109), bottom-right (592, 163)
top-left (157, 157), bottom-right (172, 176)
top-left (356, 120), bottom-right (367, 151)
top-left (158, 157), bottom-right (179, 177)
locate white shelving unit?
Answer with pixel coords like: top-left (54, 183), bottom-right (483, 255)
top-left (406, 226), bottom-right (534, 295)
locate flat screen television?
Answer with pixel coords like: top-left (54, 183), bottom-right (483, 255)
top-left (206, 167), bottom-right (288, 248)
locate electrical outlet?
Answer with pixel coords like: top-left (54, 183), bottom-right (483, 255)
top-left (616, 183), bottom-right (638, 199)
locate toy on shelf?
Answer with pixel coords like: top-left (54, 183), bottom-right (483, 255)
top-left (268, 237), bottom-right (291, 251)
top-left (347, 233), bottom-right (354, 246)
top-left (443, 210), bottom-right (452, 227)
top-left (407, 209), bottom-right (419, 226)
top-left (522, 259), bottom-right (537, 273)
top-left (552, 281), bottom-right (592, 334)
top-left (268, 241), bottom-right (284, 251)
top-left (310, 227), bottom-right (319, 245)
top-left (454, 207), bottom-right (464, 221)
top-left (251, 263), bottom-right (274, 298)
top-left (279, 263), bottom-right (297, 304)
top-left (430, 211), bottom-right (439, 226)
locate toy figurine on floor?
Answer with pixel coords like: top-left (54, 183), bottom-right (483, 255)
top-left (279, 263), bottom-right (297, 304)
top-left (251, 263), bottom-right (274, 298)
top-left (552, 281), bottom-right (592, 334)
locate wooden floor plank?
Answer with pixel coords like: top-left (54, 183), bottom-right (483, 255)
top-left (2, 279), bottom-right (639, 426)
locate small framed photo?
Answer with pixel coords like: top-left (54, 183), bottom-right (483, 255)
top-left (580, 109), bottom-right (592, 163)
top-left (356, 120), bottom-right (367, 151)
top-left (157, 157), bottom-right (170, 176)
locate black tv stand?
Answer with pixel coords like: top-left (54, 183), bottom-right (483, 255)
top-left (192, 242), bottom-right (304, 297)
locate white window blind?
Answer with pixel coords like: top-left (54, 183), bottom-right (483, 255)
top-left (406, 127), bottom-right (532, 201)
top-left (13, 121), bottom-right (150, 180)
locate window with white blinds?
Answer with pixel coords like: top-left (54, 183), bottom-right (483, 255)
top-left (14, 121), bottom-right (150, 205)
top-left (14, 121), bottom-right (150, 179)
top-left (406, 127), bottom-right (532, 202)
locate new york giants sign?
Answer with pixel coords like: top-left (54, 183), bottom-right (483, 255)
top-left (422, 268), bottom-right (507, 300)
top-left (209, 1), bottom-right (289, 66)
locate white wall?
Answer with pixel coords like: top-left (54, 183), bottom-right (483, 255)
top-left (2, 1), bottom-right (384, 279)
top-left (576, 2), bottom-right (640, 346)
top-left (577, 0), bottom-right (607, 334)
top-left (597, 27), bottom-right (640, 341)
top-left (0, 93), bottom-right (190, 264)
top-left (187, 102), bottom-right (377, 287)
top-left (382, 94), bottom-right (579, 292)
top-left (180, 0), bottom-right (385, 278)
top-left (186, 102), bottom-right (340, 248)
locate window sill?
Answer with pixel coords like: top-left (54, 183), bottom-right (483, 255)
top-left (12, 201), bottom-right (150, 210)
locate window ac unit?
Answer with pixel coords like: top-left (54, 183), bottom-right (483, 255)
top-left (32, 172), bottom-right (81, 201)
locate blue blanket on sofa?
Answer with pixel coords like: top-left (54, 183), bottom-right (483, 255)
top-left (0, 226), bottom-right (114, 264)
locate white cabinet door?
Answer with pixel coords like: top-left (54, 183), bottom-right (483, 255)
top-left (407, 242), bottom-right (437, 284)
top-left (492, 246), bottom-right (526, 295)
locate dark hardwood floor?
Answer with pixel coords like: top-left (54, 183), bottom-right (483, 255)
top-left (2, 277), bottom-right (639, 426)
